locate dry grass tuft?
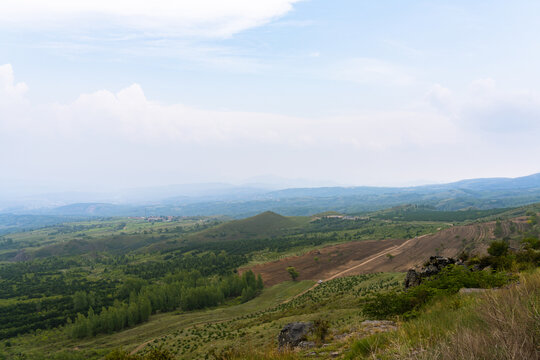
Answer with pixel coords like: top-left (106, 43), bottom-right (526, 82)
top-left (435, 272), bottom-right (540, 360)
top-left (208, 345), bottom-right (301, 360)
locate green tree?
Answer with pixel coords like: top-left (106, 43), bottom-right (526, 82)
top-left (256, 274), bottom-right (264, 290)
top-left (521, 237), bottom-right (540, 250)
top-left (494, 220), bottom-right (503, 238)
top-left (240, 286), bottom-right (256, 303)
top-left (139, 295), bottom-right (152, 322)
top-left (73, 291), bottom-right (88, 312)
top-left (488, 240), bottom-right (509, 257)
top-left (286, 266), bottom-right (299, 281)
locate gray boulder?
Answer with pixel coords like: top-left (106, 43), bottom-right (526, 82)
top-left (278, 322), bottom-right (313, 348)
top-left (404, 256), bottom-right (458, 289)
top-left (404, 269), bottom-right (422, 288)
top-left (420, 256), bottom-right (456, 276)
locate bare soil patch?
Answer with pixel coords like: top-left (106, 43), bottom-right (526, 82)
top-left (248, 238), bottom-right (404, 286)
top-left (247, 218), bottom-right (530, 286)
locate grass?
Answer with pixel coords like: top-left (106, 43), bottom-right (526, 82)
top-left (0, 281), bottom-right (315, 360)
top-left (346, 269), bottom-right (540, 360)
top-left (185, 212), bottom-right (311, 244)
top-left (0, 273), bottom-right (405, 359)
top-left (0, 217), bottom-right (215, 260)
top-left (140, 273), bottom-right (403, 359)
top-left (1, 273), bottom-right (401, 359)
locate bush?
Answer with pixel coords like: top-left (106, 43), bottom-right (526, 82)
top-left (362, 265), bottom-right (511, 319)
top-left (105, 346), bottom-right (174, 360)
top-left (313, 319), bottom-right (330, 342)
top-left (144, 346), bottom-right (174, 360)
top-left (522, 237), bottom-right (540, 250)
top-left (488, 240), bottom-right (509, 257)
top-left (105, 349), bottom-right (139, 360)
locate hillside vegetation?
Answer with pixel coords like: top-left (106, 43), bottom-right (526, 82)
top-left (0, 204), bottom-right (538, 359)
top-left (184, 212), bottom-right (310, 243)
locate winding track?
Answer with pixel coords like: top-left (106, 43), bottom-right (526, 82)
top-left (281, 235), bottom-right (422, 304)
top-left (130, 236), bottom-right (419, 354)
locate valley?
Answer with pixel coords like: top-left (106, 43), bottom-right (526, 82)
top-left (0, 203), bottom-right (538, 359)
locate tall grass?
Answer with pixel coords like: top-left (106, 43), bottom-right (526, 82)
top-left (209, 345), bottom-right (300, 360)
top-left (435, 271), bottom-right (540, 360)
top-left (347, 270), bottom-right (540, 360)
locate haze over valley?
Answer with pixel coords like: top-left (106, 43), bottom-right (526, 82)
top-left (1, 1), bottom-right (539, 359)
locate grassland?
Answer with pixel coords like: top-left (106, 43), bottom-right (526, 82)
top-left (0, 273), bottom-right (407, 360)
top-left (0, 207), bottom-right (538, 360)
top-left (0, 280), bottom-right (316, 359)
top-left (344, 269), bottom-right (540, 360)
top-left (134, 273), bottom-right (403, 359)
top-left (0, 216), bottom-right (221, 260)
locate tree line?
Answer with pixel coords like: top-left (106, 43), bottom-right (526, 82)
top-left (69, 270), bottom-right (263, 338)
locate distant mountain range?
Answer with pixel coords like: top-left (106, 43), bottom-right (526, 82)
top-left (2, 173), bottom-right (540, 219)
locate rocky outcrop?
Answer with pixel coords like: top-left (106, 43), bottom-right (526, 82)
top-left (404, 256), bottom-right (459, 289)
top-left (278, 322), bottom-right (313, 348)
top-left (360, 320), bottom-right (398, 334)
top-left (404, 269), bottom-right (422, 288)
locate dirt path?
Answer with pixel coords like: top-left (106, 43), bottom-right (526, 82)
top-left (131, 339), bottom-right (154, 355)
top-left (280, 236), bottom-right (418, 304)
top-left (129, 218), bottom-right (532, 354)
top-left (130, 239), bottom-right (416, 354)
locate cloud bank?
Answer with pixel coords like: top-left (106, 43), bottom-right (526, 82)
top-left (1, 64), bottom-right (539, 189)
top-left (0, 0), bottom-right (303, 37)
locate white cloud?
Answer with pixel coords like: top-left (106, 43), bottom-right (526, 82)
top-left (4, 78), bottom-right (456, 150)
top-left (2, 64), bottom-right (540, 189)
top-left (0, 0), bottom-right (304, 37)
top-left (425, 84), bottom-right (455, 113)
top-left (0, 64), bottom-right (28, 105)
top-left (428, 79), bottom-right (540, 134)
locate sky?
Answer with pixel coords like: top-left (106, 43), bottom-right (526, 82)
top-left (1, 0), bottom-right (540, 194)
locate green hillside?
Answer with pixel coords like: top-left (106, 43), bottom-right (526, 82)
top-left (368, 205), bottom-right (513, 222)
top-left (184, 211), bottom-right (311, 244)
top-left (0, 206), bottom-right (537, 359)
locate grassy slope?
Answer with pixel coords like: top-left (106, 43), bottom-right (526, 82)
top-left (184, 211), bottom-right (311, 244)
top-left (138, 273), bottom-right (403, 359)
top-left (1, 273), bottom-right (405, 360)
top-left (344, 269), bottom-right (540, 360)
top-left (1, 281), bottom-right (315, 359)
top-left (0, 217), bottom-right (218, 261)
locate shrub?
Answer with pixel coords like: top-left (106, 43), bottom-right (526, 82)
top-left (362, 265), bottom-right (511, 319)
top-left (144, 346), bottom-right (174, 360)
top-left (286, 267), bottom-right (299, 281)
top-left (522, 237), bottom-right (540, 250)
top-left (488, 240), bottom-right (509, 257)
top-left (313, 319), bottom-right (330, 342)
top-left (104, 349), bottom-right (139, 360)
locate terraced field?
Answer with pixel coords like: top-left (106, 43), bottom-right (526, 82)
top-left (246, 217), bottom-right (531, 283)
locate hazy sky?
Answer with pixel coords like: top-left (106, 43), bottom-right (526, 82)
top-left (1, 0), bottom-right (540, 193)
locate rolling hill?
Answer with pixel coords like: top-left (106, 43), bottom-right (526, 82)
top-left (7, 172), bottom-right (540, 218)
top-left (246, 214), bottom-right (533, 286)
top-left (184, 211), bottom-right (311, 243)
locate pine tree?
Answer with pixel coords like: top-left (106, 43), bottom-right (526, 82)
top-left (256, 274), bottom-right (264, 290)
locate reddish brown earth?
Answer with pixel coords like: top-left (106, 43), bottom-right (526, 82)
top-left (247, 218), bottom-right (530, 286)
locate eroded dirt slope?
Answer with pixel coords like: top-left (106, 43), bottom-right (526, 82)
top-left (248, 218), bottom-right (530, 286)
